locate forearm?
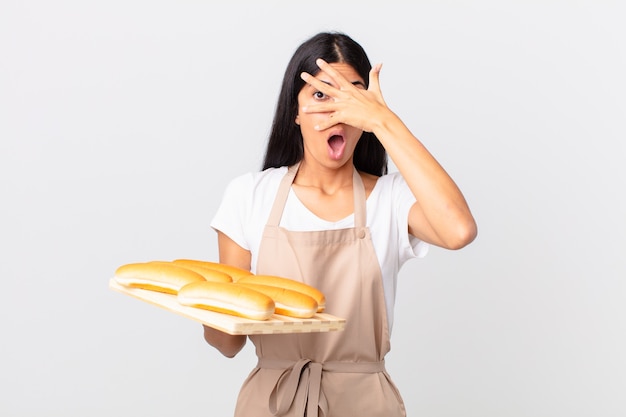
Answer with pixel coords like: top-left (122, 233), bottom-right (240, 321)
top-left (373, 111), bottom-right (477, 249)
top-left (201, 231), bottom-right (252, 357)
top-left (203, 325), bottom-right (246, 358)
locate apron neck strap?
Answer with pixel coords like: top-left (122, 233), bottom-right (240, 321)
top-left (266, 162), bottom-right (367, 228)
top-left (352, 167), bottom-right (366, 229)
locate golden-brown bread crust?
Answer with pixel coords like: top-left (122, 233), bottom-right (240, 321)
top-left (236, 275), bottom-right (326, 312)
top-left (114, 262), bottom-right (206, 294)
top-left (235, 282), bottom-right (318, 318)
top-left (159, 262), bottom-right (232, 283)
top-left (177, 281), bottom-right (275, 321)
top-left (172, 259), bottom-right (253, 281)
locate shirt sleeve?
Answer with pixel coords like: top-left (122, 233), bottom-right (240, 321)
top-left (391, 172), bottom-right (429, 265)
top-left (210, 173), bottom-right (254, 251)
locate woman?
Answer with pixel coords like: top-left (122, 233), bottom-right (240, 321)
top-left (207, 32), bottom-right (477, 417)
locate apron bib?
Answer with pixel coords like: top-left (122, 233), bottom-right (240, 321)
top-left (233, 164), bottom-right (406, 417)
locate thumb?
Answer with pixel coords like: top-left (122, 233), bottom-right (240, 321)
top-left (368, 63), bottom-right (385, 102)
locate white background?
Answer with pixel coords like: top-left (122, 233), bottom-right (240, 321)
top-left (1, 1), bottom-right (625, 416)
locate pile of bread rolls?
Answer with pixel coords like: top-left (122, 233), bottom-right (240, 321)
top-left (114, 259), bottom-right (325, 321)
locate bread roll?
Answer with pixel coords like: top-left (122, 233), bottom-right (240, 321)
top-left (236, 275), bottom-right (325, 312)
top-left (114, 262), bottom-right (206, 294)
top-left (173, 259), bottom-right (252, 281)
top-left (235, 282), bottom-right (318, 318)
top-left (157, 262), bottom-right (232, 283)
top-left (178, 281), bottom-right (275, 321)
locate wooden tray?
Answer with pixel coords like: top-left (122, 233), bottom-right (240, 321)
top-left (109, 279), bottom-right (345, 335)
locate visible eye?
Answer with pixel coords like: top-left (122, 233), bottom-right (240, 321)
top-left (313, 91), bottom-right (327, 100)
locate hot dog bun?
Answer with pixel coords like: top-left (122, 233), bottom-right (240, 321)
top-left (236, 283), bottom-right (318, 318)
top-left (114, 262), bottom-right (206, 294)
top-left (178, 281), bottom-right (275, 321)
top-left (157, 262), bottom-right (232, 283)
top-left (236, 275), bottom-right (325, 312)
top-left (173, 259), bottom-right (253, 281)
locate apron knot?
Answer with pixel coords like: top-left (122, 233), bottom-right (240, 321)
top-left (267, 358), bottom-right (328, 417)
top-left (260, 358), bottom-right (387, 417)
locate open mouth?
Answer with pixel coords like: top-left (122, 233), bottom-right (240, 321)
top-left (327, 134), bottom-right (346, 160)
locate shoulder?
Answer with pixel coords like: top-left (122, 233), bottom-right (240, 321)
top-left (212, 166), bottom-right (289, 232)
top-left (224, 166), bottom-right (288, 195)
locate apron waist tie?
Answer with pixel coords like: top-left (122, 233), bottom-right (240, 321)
top-left (257, 358), bottom-right (386, 417)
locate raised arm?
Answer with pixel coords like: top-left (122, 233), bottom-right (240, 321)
top-left (300, 59), bottom-right (477, 249)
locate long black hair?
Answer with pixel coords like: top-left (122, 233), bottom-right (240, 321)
top-left (262, 32), bottom-right (388, 176)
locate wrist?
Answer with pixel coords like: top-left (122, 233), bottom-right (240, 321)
top-left (371, 109), bottom-right (404, 141)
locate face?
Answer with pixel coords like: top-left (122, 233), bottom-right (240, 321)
top-left (295, 62), bottom-right (366, 169)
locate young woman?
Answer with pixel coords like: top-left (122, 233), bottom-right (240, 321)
top-left (208, 32), bottom-right (477, 417)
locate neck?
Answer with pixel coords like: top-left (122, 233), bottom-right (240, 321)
top-left (294, 158), bottom-right (354, 194)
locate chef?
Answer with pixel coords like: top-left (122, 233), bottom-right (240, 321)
top-left (207, 32), bottom-right (477, 417)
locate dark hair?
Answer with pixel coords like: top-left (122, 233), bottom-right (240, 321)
top-left (262, 32), bottom-right (388, 176)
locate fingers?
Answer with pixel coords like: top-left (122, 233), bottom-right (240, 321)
top-left (313, 58), bottom-right (354, 91)
top-left (300, 71), bottom-right (337, 97)
top-left (300, 58), bottom-right (358, 96)
top-left (309, 116), bottom-right (337, 132)
top-left (298, 59), bottom-right (387, 132)
top-left (301, 59), bottom-right (384, 98)
top-left (301, 103), bottom-right (334, 114)
top-left (368, 63), bottom-right (383, 95)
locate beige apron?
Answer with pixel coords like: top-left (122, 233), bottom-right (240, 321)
top-left (233, 163), bottom-right (406, 417)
